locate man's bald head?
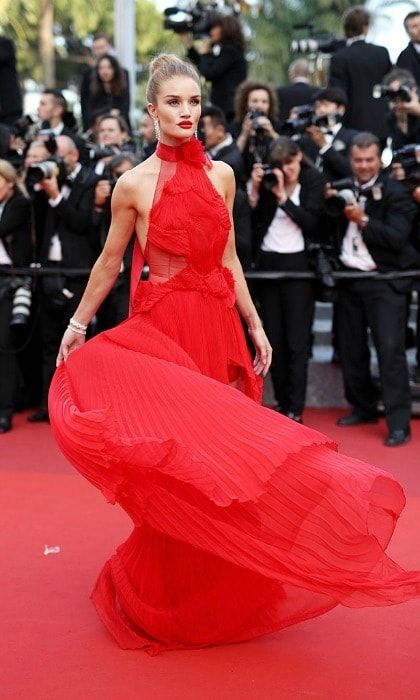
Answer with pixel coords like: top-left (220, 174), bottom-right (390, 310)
top-left (56, 135), bottom-right (80, 173)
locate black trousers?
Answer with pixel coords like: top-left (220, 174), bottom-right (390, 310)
top-left (0, 286), bottom-right (17, 419)
top-left (39, 276), bottom-right (85, 409)
top-left (336, 278), bottom-right (411, 431)
top-left (256, 251), bottom-right (315, 415)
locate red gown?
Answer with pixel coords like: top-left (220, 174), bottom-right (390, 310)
top-left (49, 138), bottom-right (420, 654)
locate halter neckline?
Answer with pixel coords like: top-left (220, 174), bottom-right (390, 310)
top-left (156, 138), bottom-right (209, 167)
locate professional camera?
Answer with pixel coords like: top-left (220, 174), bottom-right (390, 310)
top-left (260, 164), bottom-right (278, 191)
top-left (6, 277), bottom-right (32, 328)
top-left (282, 105), bottom-right (315, 137)
top-left (163, 2), bottom-right (219, 37)
top-left (325, 177), bottom-right (357, 216)
top-left (86, 143), bottom-right (116, 162)
top-left (290, 23), bottom-right (345, 55)
top-left (11, 115), bottom-right (35, 139)
top-left (392, 144), bottom-right (420, 191)
top-left (312, 112), bottom-right (342, 130)
top-left (247, 108), bottom-right (267, 133)
top-left (26, 156), bottom-right (67, 188)
top-left (373, 84), bottom-right (412, 103)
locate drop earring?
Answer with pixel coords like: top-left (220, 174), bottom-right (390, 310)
top-left (153, 118), bottom-right (161, 142)
top-left (194, 127), bottom-right (198, 139)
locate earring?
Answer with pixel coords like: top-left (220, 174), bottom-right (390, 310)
top-left (194, 127), bottom-right (198, 139)
top-left (153, 118), bottom-right (160, 142)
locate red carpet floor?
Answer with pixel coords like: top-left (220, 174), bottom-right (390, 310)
top-left (1, 410), bottom-right (419, 700)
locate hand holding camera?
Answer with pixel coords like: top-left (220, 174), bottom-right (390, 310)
top-left (94, 180), bottom-right (112, 210)
top-left (306, 125), bottom-right (328, 149)
top-left (251, 162), bottom-right (287, 203)
top-left (39, 174), bottom-right (60, 200)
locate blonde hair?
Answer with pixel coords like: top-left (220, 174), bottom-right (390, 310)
top-left (146, 54), bottom-right (200, 105)
top-left (0, 159), bottom-right (27, 198)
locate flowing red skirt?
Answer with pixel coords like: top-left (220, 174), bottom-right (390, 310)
top-left (49, 310), bottom-right (420, 654)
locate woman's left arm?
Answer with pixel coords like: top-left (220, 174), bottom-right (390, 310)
top-left (220, 163), bottom-right (272, 376)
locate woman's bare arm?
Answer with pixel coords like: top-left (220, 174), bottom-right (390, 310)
top-left (70, 174), bottom-right (138, 326)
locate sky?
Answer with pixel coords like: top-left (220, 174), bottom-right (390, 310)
top-left (153, 0), bottom-right (412, 63)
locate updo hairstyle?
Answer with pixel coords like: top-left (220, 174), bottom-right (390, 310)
top-left (146, 54), bottom-right (201, 105)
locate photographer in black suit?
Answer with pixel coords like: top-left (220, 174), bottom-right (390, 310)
top-left (277, 59), bottom-right (318, 125)
top-left (328, 7), bottom-right (391, 142)
top-left (397, 12), bottom-right (420, 87)
top-left (0, 160), bottom-right (32, 433)
top-left (29, 136), bottom-right (98, 422)
top-left (200, 106), bottom-right (251, 268)
top-left (37, 89), bottom-right (88, 164)
top-left (250, 137), bottom-right (325, 422)
top-left (300, 87), bottom-right (358, 181)
top-left (0, 35), bottom-right (22, 126)
top-left (382, 68), bottom-right (420, 149)
top-left (326, 133), bottom-right (418, 446)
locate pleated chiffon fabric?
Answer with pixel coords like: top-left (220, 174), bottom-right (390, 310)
top-left (49, 138), bottom-right (420, 654)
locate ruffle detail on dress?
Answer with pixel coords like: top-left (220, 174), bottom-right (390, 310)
top-left (156, 138), bottom-right (210, 167)
top-left (132, 265), bottom-right (236, 313)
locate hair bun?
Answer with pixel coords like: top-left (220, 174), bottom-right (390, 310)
top-left (149, 54), bottom-right (184, 77)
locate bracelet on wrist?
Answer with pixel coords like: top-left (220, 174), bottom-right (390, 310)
top-left (69, 316), bottom-right (88, 331)
top-left (68, 324), bottom-right (86, 336)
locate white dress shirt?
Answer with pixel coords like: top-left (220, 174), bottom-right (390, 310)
top-left (340, 176), bottom-right (377, 271)
top-left (261, 184), bottom-right (304, 254)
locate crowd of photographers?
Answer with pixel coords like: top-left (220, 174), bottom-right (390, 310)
top-left (0, 7), bottom-right (420, 447)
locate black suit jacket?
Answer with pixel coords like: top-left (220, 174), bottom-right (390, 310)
top-left (0, 37), bottom-right (22, 124)
top-left (331, 175), bottom-right (419, 273)
top-left (397, 43), bottom-right (420, 87)
top-left (188, 45), bottom-right (247, 119)
top-left (299, 125), bottom-right (358, 182)
top-left (211, 142), bottom-right (245, 185)
top-left (40, 166), bottom-right (98, 269)
top-left (328, 41), bottom-right (392, 139)
top-left (0, 189), bottom-right (32, 267)
top-left (276, 82), bottom-right (318, 124)
top-left (253, 166), bottom-right (326, 259)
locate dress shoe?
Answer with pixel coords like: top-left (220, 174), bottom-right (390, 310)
top-left (286, 412), bottom-right (303, 424)
top-left (27, 409), bottom-right (50, 423)
top-left (337, 412), bottom-right (378, 427)
top-left (384, 428), bottom-right (411, 447)
top-left (0, 416), bottom-right (12, 433)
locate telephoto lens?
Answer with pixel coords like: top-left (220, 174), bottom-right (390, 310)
top-left (10, 280), bottom-right (32, 327)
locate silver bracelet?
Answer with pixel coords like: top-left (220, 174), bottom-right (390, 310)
top-left (69, 316), bottom-right (88, 331)
top-left (68, 324), bottom-right (86, 336)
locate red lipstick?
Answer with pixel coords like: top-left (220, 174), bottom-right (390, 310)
top-left (178, 121), bottom-right (193, 128)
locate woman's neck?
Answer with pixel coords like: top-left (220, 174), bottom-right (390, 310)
top-left (159, 135), bottom-right (193, 148)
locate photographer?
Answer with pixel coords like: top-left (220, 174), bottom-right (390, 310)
top-left (182, 15), bottom-right (247, 121)
top-left (328, 7), bottom-right (391, 141)
top-left (276, 59), bottom-right (318, 125)
top-left (37, 89), bottom-right (88, 164)
top-left (0, 160), bottom-right (32, 433)
top-left (89, 113), bottom-right (133, 175)
top-left (250, 137), bottom-right (325, 422)
top-left (91, 152), bottom-right (140, 332)
top-left (28, 136), bottom-right (98, 423)
top-left (300, 87), bottom-right (358, 182)
top-left (326, 132), bottom-right (418, 446)
top-left (397, 11), bottom-right (420, 87)
top-left (382, 69), bottom-right (420, 149)
top-left (230, 80), bottom-right (281, 178)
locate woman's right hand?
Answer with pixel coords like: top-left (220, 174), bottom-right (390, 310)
top-left (56, 328), bottom-right (86, 367)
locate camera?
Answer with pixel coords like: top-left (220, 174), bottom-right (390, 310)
top-left (11, 115), bottom-right (35, 139)
top-left (86, 143), bottom-right (116, 162)
top-left (247, 108), bottom-right (266, 133)
top-left (260, 164), bottom-right (278, 191)
top-left (373, 84), bottom-right (412, 103)
top-left (282, 105), bottom-right (315, 137)
top-left (10, 278), bottom-right (32, 328)
top-left (163, 2), bottom-right (218, 38)
top-left (290, 23), bottom-right (345, 55)
top-left (392, 144), bottom-right (420, 191)
top-left (312, 112), bottom-right (342, 130)
top-left (325, 177), bottom-right (357, 216)
top-left (26, 156), bottom-right (67, 187)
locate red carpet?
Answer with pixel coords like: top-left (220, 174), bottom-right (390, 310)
top-left (1, 410), bottom-right (419, 699)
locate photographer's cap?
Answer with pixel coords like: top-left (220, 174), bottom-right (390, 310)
top-left (315, 87), bottom-right (348, 108)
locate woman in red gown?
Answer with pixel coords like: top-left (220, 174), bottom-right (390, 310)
top-left (49, 55), bottom-right (420, 654)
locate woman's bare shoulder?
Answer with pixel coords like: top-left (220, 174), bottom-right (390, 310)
top-left (112, 155), bottom-right (160, 205)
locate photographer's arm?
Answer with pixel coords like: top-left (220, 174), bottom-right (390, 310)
top-left (221, 163), bottom-right (272, 376)
top-left (56, 178), bottom-right (137, 364)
